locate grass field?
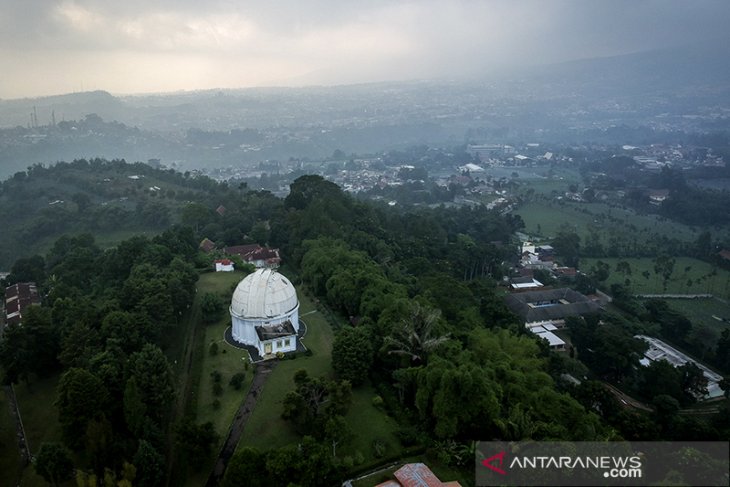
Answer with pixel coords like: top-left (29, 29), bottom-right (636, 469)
top-left (515, 200), bottom-right (700, 242)
top-left (0, 389), bottom-right (22, 487)
top-left (12, 375), bottom-right (65, 487)
top-left (194, 271), bottom-right (253, 442)
top-left (13, 375), bottom-right (63, 455)
top-left (238, 291), bottom-right (403, 465)
top-left (581, 257), bottom-right (730, 298)
top-left (662, 298), bottom-right (730, 335)
top-left (238, 291), bottom-right (336, 451)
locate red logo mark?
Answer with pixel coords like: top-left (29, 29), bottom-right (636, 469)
top-left (482, 451), bottom-right (507, 475)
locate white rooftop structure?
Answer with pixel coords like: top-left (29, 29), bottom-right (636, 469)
top-left (635, 335), bottom-right (725, 399)
top-left (530, 325), bottom-right (566, 350)
top-left (231, 269), bottom-right (298, 319)
top-left (230, 269), bottom-right (300, 358)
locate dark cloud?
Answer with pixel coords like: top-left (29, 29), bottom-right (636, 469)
top-left (1, 0), bottom-right (728, 97)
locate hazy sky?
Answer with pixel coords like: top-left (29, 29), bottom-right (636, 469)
top-left (1, 0), bottom-right (728, 99)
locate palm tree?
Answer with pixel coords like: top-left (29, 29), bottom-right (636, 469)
top-left (384, 302), bottom-right (449, 364)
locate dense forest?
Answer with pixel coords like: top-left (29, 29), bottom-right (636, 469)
top-left (1, 162), bottom-right (728, 486)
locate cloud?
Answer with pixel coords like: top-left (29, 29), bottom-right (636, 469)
top-left (1, 0), bottom-right (728, 97)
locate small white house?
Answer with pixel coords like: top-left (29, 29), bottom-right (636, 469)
top-left (214, 259), bottom-right (235, 272)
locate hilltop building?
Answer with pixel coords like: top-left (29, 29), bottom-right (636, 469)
top-left (5, 282), bottom-right (41, 326)
top-left (229, 269), bottom-right (299, 358)
top-left (225, 244), bottom-right (281, 268)
top-left (505, 288), bottom-right (600, 328)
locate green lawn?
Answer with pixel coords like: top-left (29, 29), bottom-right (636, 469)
top-left (12, 375), bottom-right (65, 487)
top-left (13, 375), bottom-right (63, 455)
top-left (662, 298), bottom-right (730, 335)
top-left (0, 389), bottom-right (22, 487)
top-left (194, 271), bottom-right (254, 442)
top-left (346, 386), bottom-right (402, 464)
top-left (581, 257), bottom-right (730, 298)
top-left (238, 291), bottom-right (403, 466)
top-left (515, 200), bottom-right (700, 242)
top-left (238, 291), bottom-right (335, 451)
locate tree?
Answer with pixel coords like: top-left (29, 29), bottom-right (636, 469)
top-left (133, 440), bottom-right (165, 487)
top-left (34, 442), bottom-right (74, 486)
top-left (176, 419), bottom-right (219, 469)
top-left (653, 254), bottom-right (675, 292)
top-left (127, 344), bottom-right (175, 427)
top-left (200, 292), bottom-right (224, 323)
top-left (552, 226), bottom-right (581, 267)
top-left (679, 362), bottom-right (708, 402)
top-left (223, 447), bottom-right (268, 487)
top-left (56, 368), bottom-right (110, 449)
top-left (332, 326), bottom-right (373, 386)
top-left (383, 302), bottom-right (449, 365)
top-left (281, 370), bottom-right (352, 438)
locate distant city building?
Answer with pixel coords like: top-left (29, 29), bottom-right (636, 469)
top-left (4, 282), bottom-right (41, 326)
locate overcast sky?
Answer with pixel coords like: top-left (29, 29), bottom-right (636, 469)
top-left (1, 0), bottom-right (728, 99)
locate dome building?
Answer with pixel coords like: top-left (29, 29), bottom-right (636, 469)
top-left (230, 269), bottom-right (300, 357)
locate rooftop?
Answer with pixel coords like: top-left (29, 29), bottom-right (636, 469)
top-left (505, 288), bottom-right (599, 324)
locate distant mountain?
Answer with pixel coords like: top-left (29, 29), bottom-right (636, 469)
top-left (0, 90), bottom-right (126, 128)
top-left (511, 40), bottom-right (730, 99)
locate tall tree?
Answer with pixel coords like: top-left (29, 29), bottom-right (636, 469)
top-left (56, 368), bottom-right (110, 449)
top-left (34, 442), bottom-right (74, 487)
top-left (331, 326), bottom-right (373, 386)
top-left (384, 302), bottom-right (449, 365)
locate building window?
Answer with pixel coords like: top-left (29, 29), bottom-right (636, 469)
top-left (277, 340), bottom-right (283, 348)
top-left (285, 338), bottom-right (291, 347)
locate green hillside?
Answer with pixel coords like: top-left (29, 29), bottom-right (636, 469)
top-left (0, 159), bottom-right (217, 268)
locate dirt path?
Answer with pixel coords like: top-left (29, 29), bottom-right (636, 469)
top-left (205, 360), bottom-right (278, 487)
top-left (4, 384), bottom-right (30, 485)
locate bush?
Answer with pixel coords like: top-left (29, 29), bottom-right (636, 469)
top-left (229, 372), bottom-right (246, 390)
top-left (210, 370), bottom-right (222, 383)
top-left (395, 426), bottom-right (421, 447)
top-left (209, 342), bottom-right (219, 356)
top-left (342, 456), bottom-right (354, 469)
top-left (212, 399), bottom-right (221, 410)
top-left (371, 395), bottom-right (384, 410)
top-left (213, 383), bottom-right (223, 396)
top-left (353, 451), bottom-right (365, 466)
top-left (372, 439), bottom-right (387, 458)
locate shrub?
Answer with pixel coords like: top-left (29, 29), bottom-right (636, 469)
top-left (353, 451), bottom-right (365, 465)
top-left (229, 372), bottom-right (246, 390)
top-left (209, 342), bottom-right (219, 356)
top-left (371, 395), bottom-right (384, 410)
top-left (212, 399), bottom-right (221, 410)
top-left (213, 383), bottom-right (223, 396)
top-left (372, 439), bottom-right (387, 458)
top-left (210, 370), bottom-right (222, 383)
